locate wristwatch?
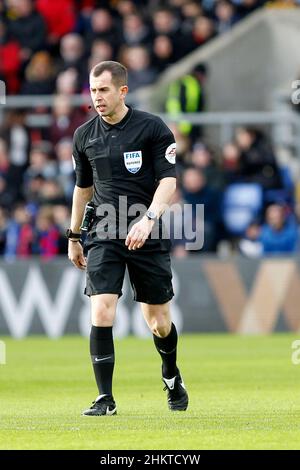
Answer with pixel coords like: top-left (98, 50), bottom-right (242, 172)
top-left (66, 229), bottom-right (81, 241)
top-left (145, 210), bottom-right (158, 222)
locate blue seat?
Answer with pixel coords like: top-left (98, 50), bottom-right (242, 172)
top-left (223, 183), bottom-right (263, 236)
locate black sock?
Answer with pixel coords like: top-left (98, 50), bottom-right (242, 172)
top-left (90, 326), bottom-right (115, 397)
top-left (153, 323), bottom-right (179, 379)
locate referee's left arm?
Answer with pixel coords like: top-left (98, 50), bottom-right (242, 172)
top-left (125, 176), bottom-right (176, 251)
top-left (147, 176), bottom-right (177, 219)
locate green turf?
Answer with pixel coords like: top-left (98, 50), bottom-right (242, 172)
top-left (0, 333), bottom-right (300, 450)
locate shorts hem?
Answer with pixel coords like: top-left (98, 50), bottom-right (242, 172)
top-left (84, 289), bottom-right (123, 298)
top-left (134, 292), bottom-right (174, 305)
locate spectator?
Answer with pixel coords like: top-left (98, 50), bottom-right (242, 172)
top-left (165, 63), bottom-right (207, 143)
top-left (0, 110), bottom-right (30, 168)
top-left (7, 0), bottom-right (47, 62)
top-left (167, 123), bottom-right (192, 171)
top-left (191, 143), bottom-right (224, 190)
top-left (152, 7), bottom-right (180, 41)
top-left (58, 33), bottom-right (86, 88)
top-left (0, 138), bottom-right (21, 207)
top-left (23, 174), bottom-right (46, 206)
top-left (55, 138), bottom-right (75, 202)
top-left (121, 13), bottom-right (152, 47)
top-left (4, 204), bottom-right (34, 259)
top-left (181, 166), bottom-right (222, 251)
top-left (49, 95), bottom-right (85, 145)
top-left (235, 127), bottom-right (282, 190)
top-left (55, 67), bottom-right (80, 95)
top-left (152, 35), bottom-right (176, 72)
top-left (221, 142), bottom-right (241, 184)
top-left (38, 179), bottom-right (67, 206)
top-left (32, 206), bottom-right (60, 259)
top-left (90, 39), bottom-right (114, 62)
top-left (0, 110), bottom-right (30, 197)
top-left (260, 203), bottom-right (299, 254)
top-left (85, 8), bottom-right (121, 55)
top-left (214, 0), bottom-right (239, 34)
top-left (24, 142), bottom-right (56, 183)
top-left (52, 204), bottom-right (71, 254)
top-left (21, 51), bottom-right (56, 95)
top-left (191, 15), bottom-right (216, 50)
top-left (125, 45), bottom-right (158, 92)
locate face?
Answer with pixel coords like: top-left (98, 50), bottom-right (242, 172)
top-left (236, 128), bottom-right (253, 149)
top-left (154, 36), bottom-right (172, 57)
top-left (266, 205), bottom-right (285, 230)
top-left (223, 143), bottom-right (238, 158)
top-left (183, 168), bottom-right (205, 192)
top-left (126, 47), bottom-right (149, 71)
top-left (90, 70), bottom-right (128, 117)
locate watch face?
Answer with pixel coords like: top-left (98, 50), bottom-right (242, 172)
top-left (147, 211), bottom-right (156, 220)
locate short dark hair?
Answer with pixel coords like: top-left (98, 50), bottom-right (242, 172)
top-left (90, 61), bottom-right (128, 88)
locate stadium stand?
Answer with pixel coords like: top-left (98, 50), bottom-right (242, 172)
top-left (0, 0), bottom-right (299, 258)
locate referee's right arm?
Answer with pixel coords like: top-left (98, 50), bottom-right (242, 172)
top-left (70, 185), bottom-right (93, 235)
top-left (68, 185), bottom-right (93, 270)
top-left (69, 128), bottom-right (94, 270)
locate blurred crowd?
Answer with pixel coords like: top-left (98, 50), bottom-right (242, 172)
top-left (0, 111), bottom-right (299, 259)
top-left (0, 0), bottom-right (269, 95)
top-left (0, 0), bottom-right (299, 259)
top-left (169, 125), bottom-right (300, 257)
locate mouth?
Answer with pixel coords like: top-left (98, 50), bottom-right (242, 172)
top-left (96, 104), bottom-right (105, 111)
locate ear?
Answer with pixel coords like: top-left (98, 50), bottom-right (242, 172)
top-left (120, 85), bottom-right (128, 97)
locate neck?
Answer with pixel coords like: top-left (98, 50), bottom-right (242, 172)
top-left (101, 104), bottom-right (129, 125)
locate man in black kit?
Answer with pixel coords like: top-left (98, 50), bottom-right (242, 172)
top-left (68, 61), bottom-right (188, 416)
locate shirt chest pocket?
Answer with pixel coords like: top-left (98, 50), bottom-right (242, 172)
top-left (119, 142), bottom-right (145, 176)
top-left (86, 143), bottom-right (112, 181)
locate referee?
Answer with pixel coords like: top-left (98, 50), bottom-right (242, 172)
top-left (68, 61), bottom-right (188, 416)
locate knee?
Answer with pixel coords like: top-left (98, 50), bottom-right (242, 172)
top-left (92, 300), bottom-right (114, 326)
top-left (150, 314), bottom-right (171, 338)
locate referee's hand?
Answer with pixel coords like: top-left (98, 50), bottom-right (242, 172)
top-left (125, 217), bottom-right (155, 250)
top-left (68, 241), bottom-right (87, 270)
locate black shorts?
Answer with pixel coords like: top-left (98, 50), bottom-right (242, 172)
top-left (84, 238), bottom-right (174, 305)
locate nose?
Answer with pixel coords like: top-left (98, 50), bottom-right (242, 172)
top-left (93, 90), bottom-right (102, 101)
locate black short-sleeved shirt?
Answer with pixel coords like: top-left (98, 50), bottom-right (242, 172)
top-left (72, 106), bottom-right (176, 217)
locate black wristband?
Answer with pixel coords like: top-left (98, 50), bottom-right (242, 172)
top-left (66, 228), bottom-right (81, 240)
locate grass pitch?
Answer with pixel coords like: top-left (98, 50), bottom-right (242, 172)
top-left (0, 333), bottom-right (300, 450)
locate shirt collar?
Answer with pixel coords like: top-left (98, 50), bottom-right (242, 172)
top-left (99, 106), bottom-right (133, 131)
